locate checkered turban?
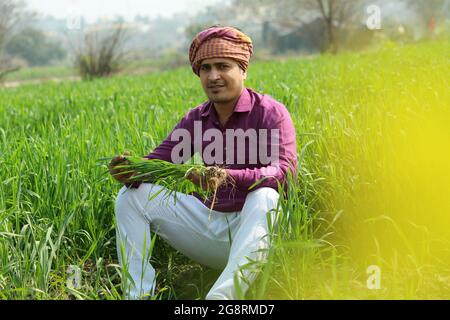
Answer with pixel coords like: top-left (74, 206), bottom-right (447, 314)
top-left (189, 26), bottom-right (253, 76)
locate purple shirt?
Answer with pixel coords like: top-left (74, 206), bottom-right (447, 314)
top-left (144, 87), bottom-right (297, 212)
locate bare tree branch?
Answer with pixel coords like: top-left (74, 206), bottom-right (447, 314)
top-left (74, 24), bottom-right (128, 80)
top-left (233, 0), bottom-right (369, 54)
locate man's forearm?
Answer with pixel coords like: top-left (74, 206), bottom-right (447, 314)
top-left (226, 162), bottom-right (294, 191)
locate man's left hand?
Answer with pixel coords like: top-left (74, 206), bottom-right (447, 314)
top-left (186, 168), bottom-right (227, 191)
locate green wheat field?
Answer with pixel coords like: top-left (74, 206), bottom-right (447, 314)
top-left (0, 40), bottom-right (449, 299)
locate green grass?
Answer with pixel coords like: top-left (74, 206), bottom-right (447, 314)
top-left (0, 40), bottom-right (449, 299)
top-left (2, 65), bottom-right (77, 82)
top-left (1, 53), bottom-right (187, 83)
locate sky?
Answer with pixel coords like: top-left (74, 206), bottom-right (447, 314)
top-left (26, 0), bottom-right (223, 22)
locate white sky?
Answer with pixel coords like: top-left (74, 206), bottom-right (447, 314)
top-left (26, 0), bottom-right (223, 22)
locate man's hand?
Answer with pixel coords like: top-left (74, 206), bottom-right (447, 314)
top-left (186, 169), bottom-right (207, 190)
top-left (108, 151), bottom-right (141, 188)
top-left (186, 167), bottom-right (227, 191)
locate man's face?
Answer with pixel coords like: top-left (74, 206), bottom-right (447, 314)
top-left (199, 57), bottom-right (247, 104)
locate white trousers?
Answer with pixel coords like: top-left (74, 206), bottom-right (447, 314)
top-left (114, 183), bottom-right (279, 300)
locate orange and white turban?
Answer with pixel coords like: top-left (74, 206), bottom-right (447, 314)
top-left (189, 26), bottom-right (253, 76)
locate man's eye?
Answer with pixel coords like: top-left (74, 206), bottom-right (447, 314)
top-left (200, 65), bottom-right (209, 71)
top-left (220, 65), bottom-right (229, 69)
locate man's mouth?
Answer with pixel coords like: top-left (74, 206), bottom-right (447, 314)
top-left (208, 85), bottom-right (225, 89)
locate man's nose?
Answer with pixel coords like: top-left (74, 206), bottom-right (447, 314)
top-left (208, 68), bottom-right (221, 81)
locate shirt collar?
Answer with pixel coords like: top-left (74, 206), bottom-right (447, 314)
top-left (201, 88), bottom-right (253, 118)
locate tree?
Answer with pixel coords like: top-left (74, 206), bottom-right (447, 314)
top-left (185, 23), bottom-right (210, 41)
top-left (74, 24), bottom-right (128, 80)
top-left (5, 28), bottom-right (66, 66)
top-left (314, 0), bottom-right (365, 53)
top-left (233, 0), bottom-right (369, 53)
top-left (0, 0), bottom-right (25, 79)
top-left (405, 0), bottom-right (450, 38)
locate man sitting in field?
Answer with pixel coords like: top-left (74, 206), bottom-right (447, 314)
top-left (109, 26), bottom-right (297, 300)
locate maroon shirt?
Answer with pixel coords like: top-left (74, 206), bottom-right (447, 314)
top-left (143, 87), bottom-right (297, 212)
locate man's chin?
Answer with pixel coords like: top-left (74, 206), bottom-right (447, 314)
top-left (208, 95), bottom-right (230, 103)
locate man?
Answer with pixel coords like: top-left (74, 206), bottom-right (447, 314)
top-left (109, 26), bottom-right (297, 300)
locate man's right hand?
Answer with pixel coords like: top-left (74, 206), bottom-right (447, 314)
top-left (108, 151), bottom-right (141, 188)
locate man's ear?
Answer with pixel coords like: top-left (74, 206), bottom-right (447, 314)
top-left (242, 69), bottom-right (247, 80)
